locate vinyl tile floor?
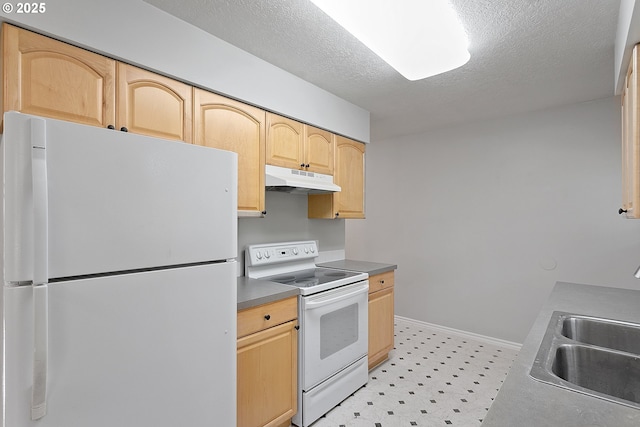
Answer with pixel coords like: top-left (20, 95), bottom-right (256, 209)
top-left (309, 317), bottom-right (519, 427)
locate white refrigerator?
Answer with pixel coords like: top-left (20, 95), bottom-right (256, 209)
top-left (1, 112), bottom-right (238, 426)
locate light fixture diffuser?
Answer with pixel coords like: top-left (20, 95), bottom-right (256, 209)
top-left (310, 0), bottom-right (470, 81)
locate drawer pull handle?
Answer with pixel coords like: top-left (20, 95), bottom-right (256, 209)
top-left (264, 314), bottom-right (271, 320)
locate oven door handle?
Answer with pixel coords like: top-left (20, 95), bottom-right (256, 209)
top-left (305, 282), bottom-right (369, 310)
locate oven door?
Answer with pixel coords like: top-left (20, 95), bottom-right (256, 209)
top-left (301, 280), bottom-right (369, 390)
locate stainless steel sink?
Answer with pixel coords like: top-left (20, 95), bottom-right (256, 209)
top-left (530, 311), bottom-right (640, 409)
top-left (552, 344), bottom-right (640, 404)
top-left (562, 315), bottom-right (640, 354)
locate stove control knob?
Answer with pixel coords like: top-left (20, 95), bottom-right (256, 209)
top-left (304, 247), bottom-right (309, 254)
top-left (265, 251), bottom-right (271, 259)
top-left (256, 250), bottom-right (262, 260)
top-left (293, 248), bottom-right (299, 255)
top-left (310, 246), bottom-right (315, 253)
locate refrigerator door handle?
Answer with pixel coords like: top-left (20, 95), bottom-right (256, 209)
top-left (30, 117), bottom-right (49, 420)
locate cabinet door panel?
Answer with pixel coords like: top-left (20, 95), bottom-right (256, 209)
top-left (305, 125), bottom-right (334, 175)
top-left (117, 63), bottom-right (192, 142)
top-left (194, 89), bottom-right (265, 214)
top-left (368, 287), bottom-right (394, 369)
top-left (335, 136), bottom-right (365, 218)
top-left (2, 24), bottom-right (116, 128)
top-left (237, 320), bottom-right (297, 427)
top-left (266, 113), bottom-right (304, 169)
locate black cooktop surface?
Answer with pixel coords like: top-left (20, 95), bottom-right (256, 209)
top-left (264, 267), bottom-right (362, 288)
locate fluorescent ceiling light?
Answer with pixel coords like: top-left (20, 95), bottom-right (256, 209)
top-left (310, 0), bottom-right (470, 81)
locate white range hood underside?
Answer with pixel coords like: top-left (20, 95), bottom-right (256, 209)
top-left (265, 165), bottom-right (341, 194)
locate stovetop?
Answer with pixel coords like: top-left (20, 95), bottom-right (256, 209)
top-left (264, 267), bottom-right (361, 287)
top-left (262, 267), bottom-right (367, 295)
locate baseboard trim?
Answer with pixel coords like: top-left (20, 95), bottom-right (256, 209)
top-left (394, 315), bottom-right (522, 352)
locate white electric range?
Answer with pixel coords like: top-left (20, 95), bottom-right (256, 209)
top-left (245, 241), bottom-right (369, 427)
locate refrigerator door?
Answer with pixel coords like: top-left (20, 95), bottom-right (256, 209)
top-left (4, 262), bottom-right (236, 427)
top-left (2, 112), bottom-right (237, 282)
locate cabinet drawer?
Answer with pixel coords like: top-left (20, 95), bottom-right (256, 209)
top-left (238, 296), bottom-right (298, 338)
top-left (368, 271), bottom-right (395, 294)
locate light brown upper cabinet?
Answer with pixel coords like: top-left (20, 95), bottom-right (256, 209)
top-left (266, 113), bottom-right (335, 175)
top-left (1, 23), bottom-right (192, 144)
top-left (308, 135), bottom-right (365, 219)
top-left (266, 113), bottom-right (304, 169)
top-left (117, 63), bottom-right (192, 143)
top-left (621, 44), bottom-right (640, 219)
top-left (304, 125), bottom-right (335, 175)
top-left (194, 89), bottom-right (266, 216)
top-left (2, 23), bottom-right (116, 129)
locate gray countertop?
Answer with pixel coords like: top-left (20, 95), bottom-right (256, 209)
top-left (237, 277), bottom-right (299, 311)
top-left (316, 259), bottom-right (397, 276)
top-left (237, 259), bottom-right (396, 310)
top-left (482, 281), bottom-right (640, 426)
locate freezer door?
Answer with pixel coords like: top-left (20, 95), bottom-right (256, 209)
top-left (2, 112), bottom-right (237, 282)
top-left (3, 262), bottom-right (236, 427)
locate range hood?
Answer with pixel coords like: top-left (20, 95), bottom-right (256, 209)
top-left (265, 164), bottom-right (341, 194)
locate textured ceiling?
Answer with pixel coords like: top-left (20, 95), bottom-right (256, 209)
top-left (144, 0), bottom-right (621, 141)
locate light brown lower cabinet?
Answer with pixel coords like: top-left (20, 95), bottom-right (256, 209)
top-left (368, 271), bottom-right (395, 370)
top-left (237, 297), bottom-right (298, 427)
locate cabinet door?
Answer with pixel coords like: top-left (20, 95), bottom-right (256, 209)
top-left (237, 320), bottom-right (298, 427)
top-left (622, 45), bottom-right (640, 218)
top-left (266, 113), bottom-right (304, 169)
top-left (2, 24), bottom-right (116, 128)
top-left (194, 89), bottom-right (266, 215)
top-left (305, 125), bottom-right (334, 175)
top-left (335, 136), bottom-right (365, 217)
top-left (117, 63), bottom-right (192, 143)
top-left (308, 135), bottom-right (365, 219)
top-left (368, 286), bottom-right (394, 370)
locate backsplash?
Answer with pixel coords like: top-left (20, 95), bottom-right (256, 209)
top-left (237, 191), bottom-right (345, 275)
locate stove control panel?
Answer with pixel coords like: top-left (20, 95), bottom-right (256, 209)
top-left (246, 241), bottom-right (318, 267)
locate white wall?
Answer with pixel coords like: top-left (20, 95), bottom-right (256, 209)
top-left (346, 96), bottom-right (640, 343)
top-left (0, 0), bottom-right (370, 142)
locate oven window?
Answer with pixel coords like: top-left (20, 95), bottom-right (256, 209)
top-left (320, 303), bottom-right (359, 359)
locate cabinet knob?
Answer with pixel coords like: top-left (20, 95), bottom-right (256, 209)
top-left (380, 280), bottom-right (385, 284)
top-left (335, 212), bottom-right (340, 217)
top-left (107, 125), bottom-right (115, 130)
top-left (294, 325), bottom-right (300, 330)
top-left (619, 208), bottom-right (628, 215)
top-left (120, 126), bottom-right (129, 132)
top-left (305, 164), bottom-right (310, 168)
top-left (300, 163), bottom-right (305, 168)
top-left (261, 210), bottom-right (267, 215)
top-left (264, 314), bottom-right (271, 320)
